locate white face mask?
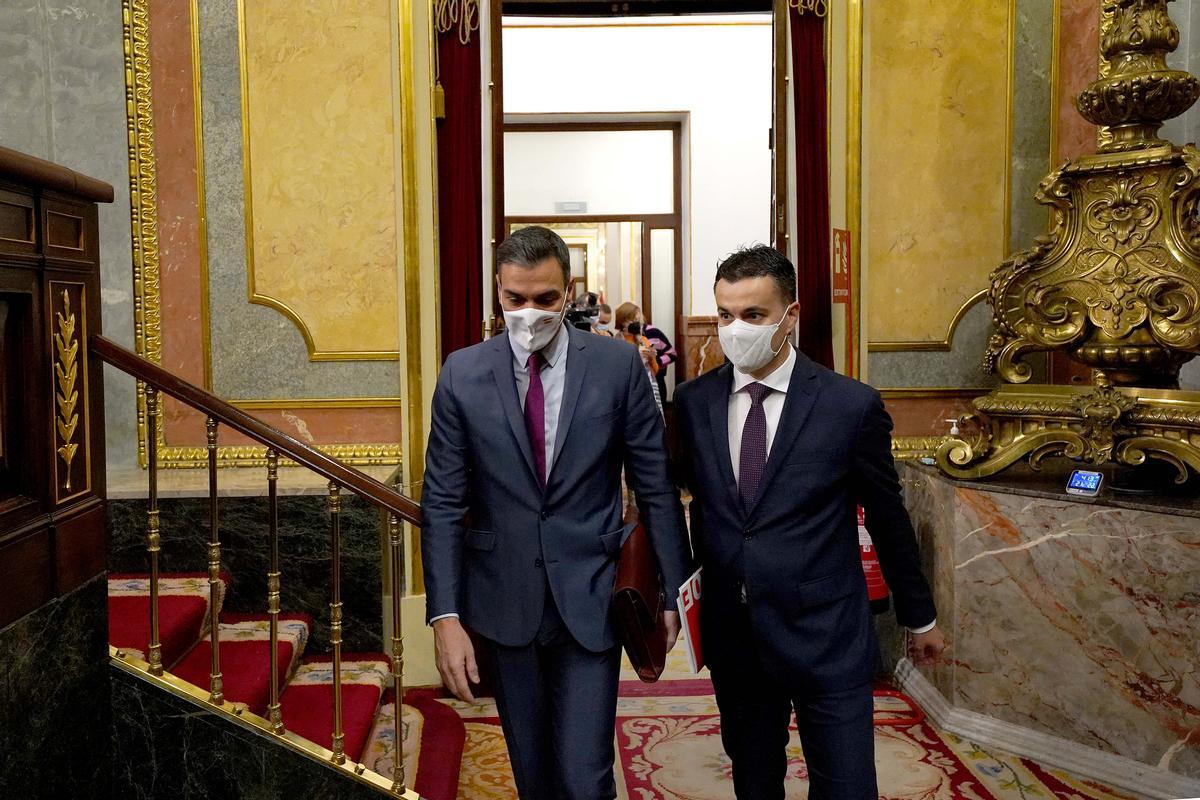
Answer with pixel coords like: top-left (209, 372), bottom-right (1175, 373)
top-left (718, 311), bottom-right (791, 374)
top-left (595, 322), bottom-right (611, 332)
top-left (503, 298), bottom-right (566, 352)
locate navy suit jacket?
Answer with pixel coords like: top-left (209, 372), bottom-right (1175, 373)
top-left (421, 326), bottom-right (693, 653)
top-left (674, 351), bottom-right (936, 690)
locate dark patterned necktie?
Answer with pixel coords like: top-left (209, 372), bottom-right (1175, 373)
top-left (738, 383), bottom-right (771, 511)
top-left (524, 353), bottom-right (547, 488)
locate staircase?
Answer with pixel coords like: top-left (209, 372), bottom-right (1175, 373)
top-left (108, 571), bottom-right (464, 797)
top-left (88, 335), bottom-right (450, 798)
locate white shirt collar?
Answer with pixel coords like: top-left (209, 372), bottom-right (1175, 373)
top-left (509, 323), bottom-right (570, 370)
top-left (732, 345), bottom-right (796, 396)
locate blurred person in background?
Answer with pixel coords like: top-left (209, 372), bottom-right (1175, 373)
top-left (594, 303), bottom-right (615, 337)
top-left (615, 302), bottom-right (663, 414)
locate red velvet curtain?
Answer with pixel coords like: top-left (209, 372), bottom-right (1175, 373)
top-left (790, 9), bottom-right (834, 369)
top-left (436, 30), bottom-right (484, 361)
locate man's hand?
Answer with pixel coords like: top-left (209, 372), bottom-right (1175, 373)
top-left (909, 625), bottom-right (947, 666)
top-left (664, 610), bottom-right (681, 653)
top-left (433, 617), bottom-right (479, 702)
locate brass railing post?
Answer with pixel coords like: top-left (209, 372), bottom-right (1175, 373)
top-left (328, 481), bottom-right (345, 764)
top-left (266, 449), bottom-right (283, 733)
top-left (206, 417), bottom-right (224, 703)
top-left (387, 514), bottom-right (406, 793)
top-left (144, 384), bottom-right (163, 676)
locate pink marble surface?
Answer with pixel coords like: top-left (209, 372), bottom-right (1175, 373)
top-left (903, 466), bottom-right (1200, 779)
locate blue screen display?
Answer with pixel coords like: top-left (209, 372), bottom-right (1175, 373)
top-left (1068, 471), bottom-right (1102, 491)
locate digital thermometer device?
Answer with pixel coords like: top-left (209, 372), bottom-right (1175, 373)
top-left (1066, 469), bottom-right (1104, 496)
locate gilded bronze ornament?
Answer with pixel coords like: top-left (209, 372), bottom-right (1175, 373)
top-left (940, 0), bottom-right (1200, 482)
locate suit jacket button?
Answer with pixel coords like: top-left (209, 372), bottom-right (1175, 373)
top-left (534, 558), bottom-right (544, 568)
top-left (540, 510), bottom-right (550, 521)
top-left (743, 529), bottom-right (752, 541)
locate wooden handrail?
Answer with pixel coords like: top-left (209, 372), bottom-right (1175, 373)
top-left (89, 334), bottom-right (422, 524)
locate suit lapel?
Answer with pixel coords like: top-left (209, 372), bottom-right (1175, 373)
top-left (705, 364), bottom-right (742, 513)
top-left (489, 332), bottom-right (539, 486)
top-left (747, 350), bottom-right (821, 518)
top-left (550, 327), bottom-right (589, 473)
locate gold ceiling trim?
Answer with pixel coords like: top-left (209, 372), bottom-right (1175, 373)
top-left (235, 0), bottom-right (400, 362)
top-left (868, 289), bottom-right (988, 352)
top-left (123, 0), bottom-right (403, 468)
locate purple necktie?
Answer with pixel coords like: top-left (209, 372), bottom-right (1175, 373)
top-left (524, 353), bottom-right (547, 488)
top-left (738, 383), bottom-right (771, 512)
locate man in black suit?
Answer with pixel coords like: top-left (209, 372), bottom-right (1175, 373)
top-left (421, 226), bottom-right (692, 799)
top-left (674, 246), bottom-right (945, 800)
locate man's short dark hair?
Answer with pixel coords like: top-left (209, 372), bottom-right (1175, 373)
top-left (497, 226), bottom-right (571, 288)
top-left (714, 245), bottom-right (797, 305)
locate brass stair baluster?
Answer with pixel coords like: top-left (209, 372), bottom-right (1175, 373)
top-left (206, 417), bottom-right (224, 703)
top-left (387, 514), bottom-right (406, 793)
top-left (328, 481), bottom-right (346, 764)
top-left (144, 384), bottom-right (163, 676)
top-left (266, 449), bottom-right (283, 733)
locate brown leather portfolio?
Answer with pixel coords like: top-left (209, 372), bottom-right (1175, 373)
top-left (612, 503), bottom-right (668, 683)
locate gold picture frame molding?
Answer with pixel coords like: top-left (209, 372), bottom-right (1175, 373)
top-left (123, 0), bottom-right (405, 468)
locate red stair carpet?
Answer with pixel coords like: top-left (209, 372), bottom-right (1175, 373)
top-left (108, 571), bottom-right (229, 668)
top-left (280, 654), bottom-right (393, 763)
top-left (108, 576), bottom-right (465, 796)
top-left (172, 612), bottom-right (312, 714)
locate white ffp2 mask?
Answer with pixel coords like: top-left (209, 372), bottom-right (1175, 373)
top-left (503, 302), bottom-right (566, 352)
top-left (718, 315), bottom-right (789, 374)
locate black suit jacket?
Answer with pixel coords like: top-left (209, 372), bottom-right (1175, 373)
top-left (421, 327), bottom-right (693, 652)
top-left (674, 350), bottom-right (936, 690)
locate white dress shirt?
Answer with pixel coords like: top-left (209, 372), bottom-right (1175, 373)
top-left (510, 323), bottom-right (570, 475)
top-left (430, 325), bottom-right (569, 626)
top-left (728, 346), bottom-right (796, 481)
top-left (726, 347), bottom-right (935, 636)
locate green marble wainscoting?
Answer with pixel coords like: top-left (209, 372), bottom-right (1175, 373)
top-left (0, 575), bottom-right (111, 800)
top-left (109, 665), bottom-right (384, 799)
top-left (108, 494), bottom-right (385, 654)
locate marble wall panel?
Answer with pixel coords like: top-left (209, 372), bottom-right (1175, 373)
top-left (863, 0), bottom-right (1010, 345)
top-left (242, 0), bottom-right (399, 357)
top-left (903, 465), bottom-right (1200, 779)
top-left (0, 575), bottom-right (110, 799)
top-left (110, 665), bottom-right (383, 799)
top-left (1055, 0), bottom-right (1101, 162)
top-left (109, 495), bottom-right (386, 654)
top-left (0, 1), bottom-right (139, 472)
top-left (197, 0), bottom-right (398, 401)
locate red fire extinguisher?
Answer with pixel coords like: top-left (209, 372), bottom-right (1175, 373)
top-left (858, 505), bottom-right (890, 615)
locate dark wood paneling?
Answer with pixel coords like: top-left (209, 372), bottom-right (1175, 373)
top-left (53, 500), bottom-right (107, 596)
top-left (0, 526), bottom-right (54, 628)
top-left (0, 150), bottom-right (112, 625)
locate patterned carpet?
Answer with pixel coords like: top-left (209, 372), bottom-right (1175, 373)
top-left (433, 648), bottom-right (1137, 800)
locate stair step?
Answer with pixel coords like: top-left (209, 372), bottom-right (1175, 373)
top-left (362, 688), bottom-right (466, 800)
top-left (108, 572), bottom-right (230, 669)
top-left (171, 613), bottom-right (312, 714)
top-left (280, 654), bottom-right (392, 763)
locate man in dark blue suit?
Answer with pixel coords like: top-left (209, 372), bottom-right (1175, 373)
top-left (675, 246), bottom-right (945, 800)
top-left (421, 226), bottom-right (693, 799)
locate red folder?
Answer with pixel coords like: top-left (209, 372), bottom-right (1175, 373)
top-left (678, 568), bottom-right (703, 673)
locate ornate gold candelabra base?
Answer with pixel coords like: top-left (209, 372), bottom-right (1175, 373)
top-left (935, 378), bottom-right (1200, 482)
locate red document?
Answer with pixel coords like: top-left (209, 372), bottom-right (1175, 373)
top-left (677, 568), bottom-right (704, 673)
